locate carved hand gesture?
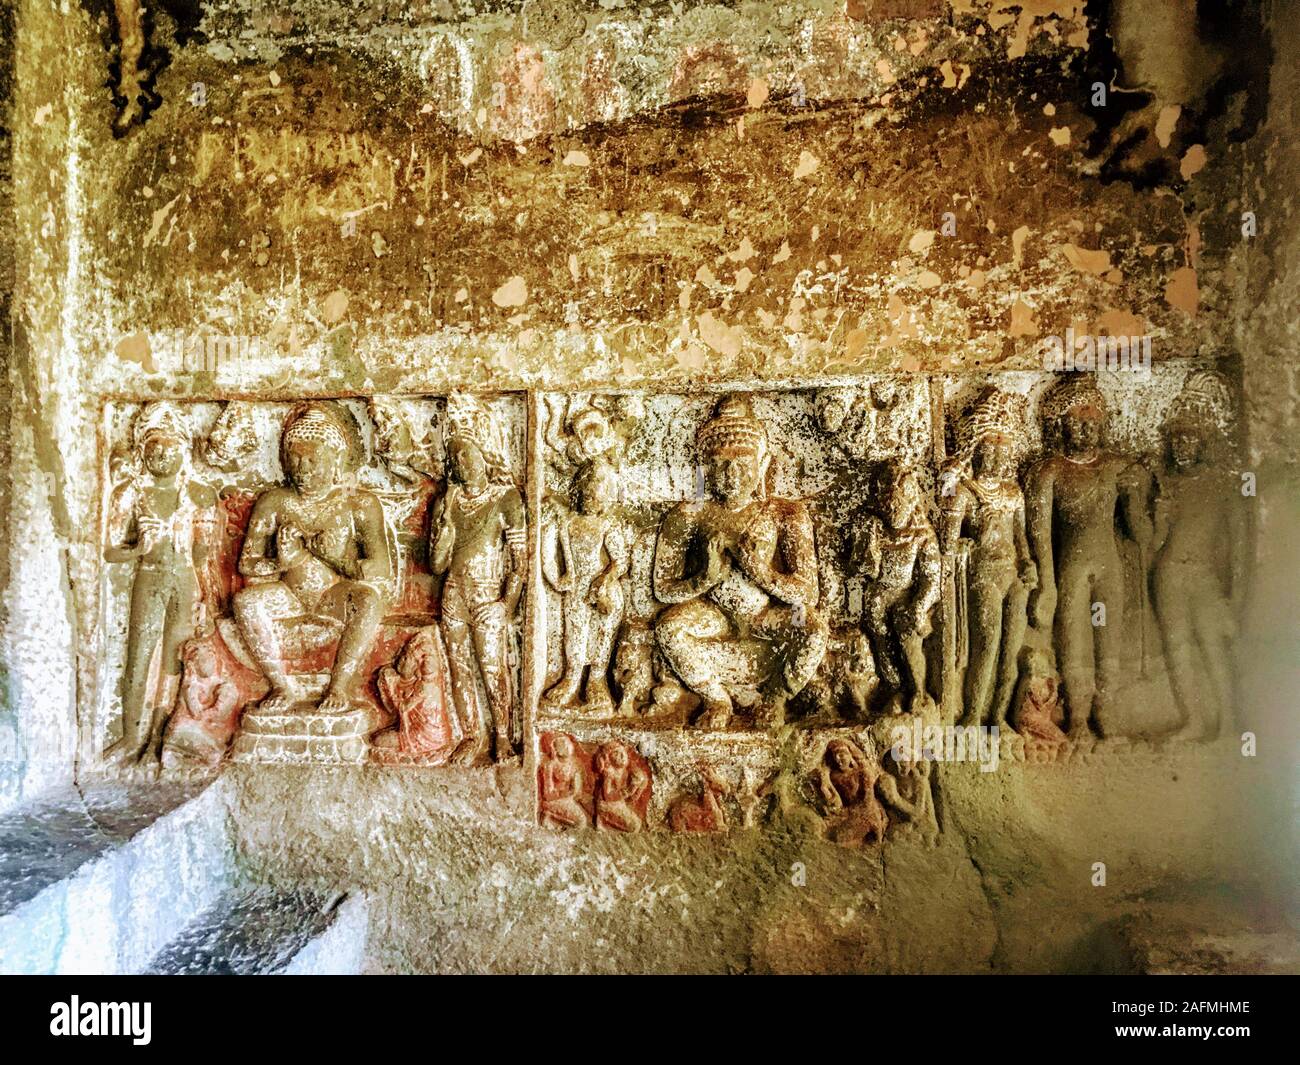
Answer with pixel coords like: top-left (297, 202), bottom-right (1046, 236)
top-left (277, 523), bottom-right (309, 566)
top-left (136, 514), bottom-right (164, 553)
top-left (1029, 584), bottom-right (1056, 629)
top-left (702, 532), bottom-right (728, 584)
top-left (590, 572), bottom-right (618, 615)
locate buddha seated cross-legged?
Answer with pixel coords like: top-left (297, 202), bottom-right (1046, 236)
top-left (652, 395), bottom-right (827, 730)
top-left (226, 402), bottom-right (396, 761)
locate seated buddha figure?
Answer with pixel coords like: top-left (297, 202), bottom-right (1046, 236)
top-left (232, 401), bottom-right (394, 716)
top-left (652, 395), bottom-right (827, 729)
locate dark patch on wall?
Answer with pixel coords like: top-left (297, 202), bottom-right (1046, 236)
top-left (81, 0), bottom-right (204, 136)
top-left (1085, 0), bottom-right (1272, 188)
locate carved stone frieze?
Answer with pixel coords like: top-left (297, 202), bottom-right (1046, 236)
top-left (96, 365), bottom-right (1243, 843)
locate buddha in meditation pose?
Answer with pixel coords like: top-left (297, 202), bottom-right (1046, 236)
top-left (232, 401), bottom-right (394, 716)
top-left (653, 395), bottom-right (826, 729)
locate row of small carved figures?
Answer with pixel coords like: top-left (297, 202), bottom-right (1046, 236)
top-left (536, 730), bottom-right (947, 846)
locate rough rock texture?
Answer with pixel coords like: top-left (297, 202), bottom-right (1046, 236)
top-left (1, 0), bottom-right (1297, 972)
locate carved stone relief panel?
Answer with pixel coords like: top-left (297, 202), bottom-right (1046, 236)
top-left (98, 394), bottom-right (527, 770)
top-left (940, 364), bottom-right (1243, 755)
top-left (94, 367), bottom-right (1244, 843)
top-left (530, 382), bottom-right (936, 833)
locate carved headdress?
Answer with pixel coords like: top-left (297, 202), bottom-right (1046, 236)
top-left (133, 402), bottom-right (190, 452)
top-left (280, 400), bottom-right (366, 475)
top-left (697, 395), bottom-right (768, 464)
top-left (954, 386), bottom-right (1030, 463)
top-left (445, 393), bottom-right (514, 484)
top-left (1163, 369), bottom-right (1235, 436)
top-left (1040, 376), bottom-right (1107, 424)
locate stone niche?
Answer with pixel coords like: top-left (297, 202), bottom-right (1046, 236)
top-left (95, 362), bottom-right (1247, 849)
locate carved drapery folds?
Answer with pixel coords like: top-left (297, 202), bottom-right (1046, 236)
top-left (97, 365), bottom-right (1245, 840)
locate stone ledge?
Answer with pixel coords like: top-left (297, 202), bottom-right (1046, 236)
top-left (0, 779), bottom-right (237, 974)
top-left (145, 888), bottom-right (369, 975)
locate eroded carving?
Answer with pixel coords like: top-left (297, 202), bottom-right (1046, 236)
top-left (1025, 377), bottom-right (1152, 741)
top-left (431, 395), bottom-right (527, 764)
top-left (652, 395), bottom-right (826, 729)
top-left (97, 370), bottom-right (1245, 827)
top-left (542, 457), bottom-right (630, 716)
top-left (202, 402), bottom-right (258, 473)
top-left (594, 739), bottom-right (652, 832)
top-left (814, 737), bottom-right (889, 847)
top-left (1010, 647), bottom-right (1069, 762)
top-left (537, 731), bottom-right (595, 829)
top-left (941, 387), bottom-right (1035, 728)
top-left (104, 403), bottom-right (206, 767)
top-left (1152, 370), bottom-right (1243, 740)
top-left (371, 627), bottom-right (460, 765)
top-left (667, 764), bottom-right (732, 834)
top-left (536, 731), bottom-right (651, 832)
top-left (227, 401), bottom-right (395, 763)
top-left (861, 460), bottom-right (940, 717)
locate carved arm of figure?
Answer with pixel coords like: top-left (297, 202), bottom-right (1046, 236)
top-left (938, 482), bottom-right (971, 556)
top-left (592, 522), bottom-right (630, 614)
top-left (1118, 459), bottom-right (1155, 549)
top-left (817, 767), bottom-right (843, 812)
top-left (857, 517), bottom-right (884, 580)
top-left (738, 504), bottom-right (819, 607)
top-left (875, 770), bottom-right (920, 822)
top-left (500, 486), bottom-right (527, 616)
top-left (627, 761), bottom-right (650, 806)
top-left (906, 530), bottom-right (942, 635)
top-left (306, 494), bottom-right (395, 584)
top-left (103, 487), bottom-right (155, 563)
top-left (238, 489), bottom-right (289, 579)
top-left (429, 492), bottom-right (455, 576)
top-left (1150, 467), bottom-right (1173, 556)
top-left (208, 679), bottom-right (240, 725)
top-left (541, 517), bottom-right (572, 594)
top-left (1025, 464), bottom-right (1057, 628)
top-left (1013, 494), bottom-right (1037, 589)
top-left (653, 507), bottom-right (724, 604)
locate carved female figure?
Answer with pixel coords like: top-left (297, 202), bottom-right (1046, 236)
top-left (594, 740), bottom-right (651, 832)
top-left (538, 732), bottom-right (595, 829)
top-left (430, 400), bottom-right (527, 764)
top-left (542, 457), bottom-right (630, 716)
top-left (1151, 371), bottom-right (1244, 740)
top-left (104, 403), bottom-right (202, 766)
top-left (161, 638), bottom-right (241, 766)
top-left (653, 395), bottom-right (826, 729)
top-left (372, 627), bottom-right (460, 764)
top-left (941, 388), bottom-right (1036, 728)
top-left (1010, 647), bottom-right (1069, 761)
top-left (874, 726), bottom-right (940, 845)
top-left (859, 460), bottom-right (941, 716)
top-left (815, 737), bottom-right (889, 847)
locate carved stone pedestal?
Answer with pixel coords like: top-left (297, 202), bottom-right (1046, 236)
top-left (229, 703), bottom-right (379, 766)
